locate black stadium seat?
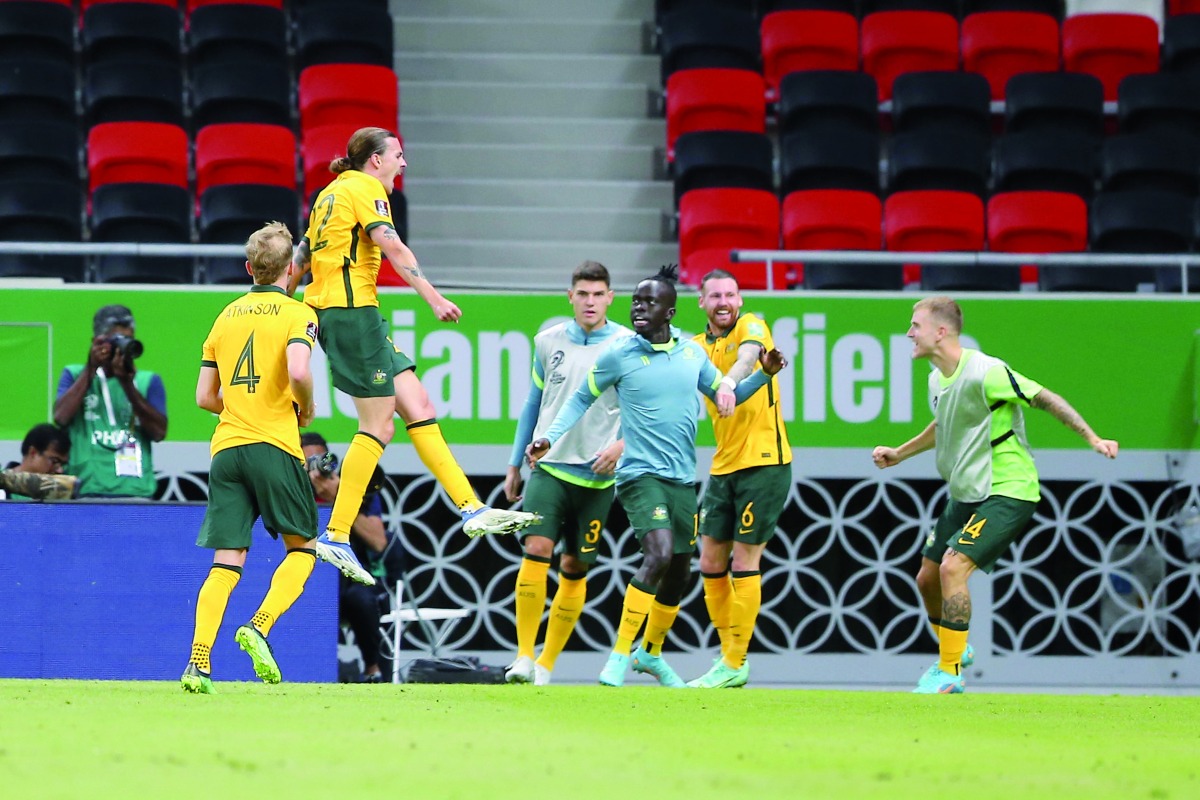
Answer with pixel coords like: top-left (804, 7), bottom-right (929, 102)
top-left (90, 182), bottom-right (193, 284)
top-left (672, 130), bottom-right (775, 204)
top-left (0, 179), bottom-right (85, 281)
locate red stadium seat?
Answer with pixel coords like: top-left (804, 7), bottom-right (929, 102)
top-left (665, 68), bottom-right (766, 161)
top-left (961, 12), bottom-right (1061, 100)
top-left (298, 64), bottom-right (399, 132)
top-left (302, 123), bottom-right (402, 201)
top-left (195, 123), bottom-right (297, 195)
top-left (86, 121), bottom-right (187, 192)
top-left (1062, 14), bottom-right (1160, 101)
top-left (783, 189), bottom-right (886, 289)
top-left (1169, 0), bottom-right (1200, 13)
top-left (861, 11), bottom-right (959, 100)
top-left (187, 0), bottom-right (283, 12)
top-left (760, 11), bottom-right (858, 101)
top-left (679, 188), bottom-right (784, 289)
top-left (885, 190), bottom-right (984, 251)
top-left (987, 190), bottom-right (1088, 284)
top-left (81, 0), bottom-right (179, 9)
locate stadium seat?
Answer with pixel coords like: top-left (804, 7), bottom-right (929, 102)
top-left (780, 123), bottom-right (880, 196)
top-left (195, 124), bottom-right (297, 196)
top-left (887, 130), bottom-right (990, 197)
top-left (187, 4), bottom-right (287, 70)
top-left (82, 0), bottom-right (179, 9)
top-left (890, 71), bottom-right (992, 139)
top-left (1061, 13), bottom-right (1159, 102)
top-left (87, 121), bottom-right (189, 192)
top-left (963, 0), bottom-right (1063, 14)
top-left (961, 12), bottom-right (1061, 100)
top-left (190, 61), bottom-right (292, 130)
top-left (658, 5), bottom-right (761, 82)
top-left (0, 120), bottom-right (78, 183)
top-left (303, 123), bottom-right (403, 200)
top-left (0, 58), bottom-right (76, 125)
top-left (861, 0), bottom-right (959, 13)
top-left (1043, 189), bottom-right (1190, 291)
top-left (665, 68), bottom-right (766, 161)
top-left (1064, 0), bottom-right (1163, 29)
top-left (187, 0), bottom-right (284, 10)
top-left (777, 70), bottom-right (878, 137)
top-left (860, 11), bottom-right (959, 100)
top-left (678, 188), bottom-right (784, 290)
top-left (299, 64), bottom-right (399, 132)
top-left (1004, 71), bottom-right (1105, 142)
top-left (760, 10), bottom-right (858, 100)
top-left (1117, 73), bottom-right (1200, 138)
top-left (0, 1), bottom-right (74, 63)
top-left (81, 2), bottom-right (182, 67)
top-left (987, 191), bottom-right (1087, 272)
top-left (1169, 0), bottom-right (1200, 14)
top-left (883, 190), bottom-right (1006, 290)
top-left (992, 131), bottom-right (1098, 198)
top-left (0, 179), bottom-right (85, 281)
top-left (1163, 15), bottom-right (1200, 79)
top-left (672, 130), bottom-right (775, 205)
top-left (83, 61), bottom-right (185, 126)
top-left (294, 4), bottom-right (394, 69)
top-left (1101, 133), bottom-right (1200, 197)
top-left (199, 184), bottom-right (300, 284)
top-left (90, 182), bottom-right (193, 284)
top-left (782, 189), bottom-right (894, 290)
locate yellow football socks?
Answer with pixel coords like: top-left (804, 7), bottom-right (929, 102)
top-left (928, 617), bottom-right (943, 644)
top-left (939, 623), bottom-right (969, 675)
top-left (613, 582), bottom-right (655, 656)
top-left (327, 432), bottom-right (385, 541)
top-left (726, 571), bottom-right (761, 669)
top-left (250, 549), bottom-right (316, 636)
top-left (406, 419), bottom-right (480, 511)
top-left (191, 564), bottom-right (242, 672)
top-left (642, 600), bottom-right (680, 657)
top-left (702, 571), bottom-right (734, 656)
top-left (538, 573), bottom-right (587, 671)
top-left (514, 556), bottom-right (550, 659)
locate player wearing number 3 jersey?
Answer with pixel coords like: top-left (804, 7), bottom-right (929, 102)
top-left (872, 296), bottom-right (1119, 694)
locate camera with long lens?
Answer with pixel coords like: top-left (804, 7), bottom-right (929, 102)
top-left (106, 333), bottom-right (144, 361)
top-left (305, 451), bottom-right (340, 477)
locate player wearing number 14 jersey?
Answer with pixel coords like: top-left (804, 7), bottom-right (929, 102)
top-left (183, 221), bottom-right (321, 694)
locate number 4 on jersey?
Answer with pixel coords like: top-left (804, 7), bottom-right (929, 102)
top-left (231, 333), bottom-right (261, 393)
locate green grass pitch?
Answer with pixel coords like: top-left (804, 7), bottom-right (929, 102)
top-left (1, 681), bottom-right (1197, 800)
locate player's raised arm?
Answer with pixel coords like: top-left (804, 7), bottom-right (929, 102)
top-left (368, 225), bottom-right (461, 323)
top-left (1030, 388), bottom-right (1119, 459)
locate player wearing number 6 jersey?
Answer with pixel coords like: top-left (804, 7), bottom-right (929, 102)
top-left (289, 127), bottom-right (537, 587)
top-left (872, 296), bottom-right (1119, 694)
top-left (183, 221), bottom-right (321, 694)
top-left (688, 270), bottom-right (793, 689)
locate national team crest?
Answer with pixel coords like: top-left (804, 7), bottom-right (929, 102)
top-left (374, 199), bottom-right (390, 217)
top-left (924, 530), bottom-right (936, 549)
top-left (371, 370), bottom-right (388, 385)
top-left (652, 505), bottom-right (668, 521)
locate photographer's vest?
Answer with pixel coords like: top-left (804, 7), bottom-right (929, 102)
top-left (63, 365), bottom-right (157, 498)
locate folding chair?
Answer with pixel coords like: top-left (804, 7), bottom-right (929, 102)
top-left (379, 578), bottom-right (471, 684)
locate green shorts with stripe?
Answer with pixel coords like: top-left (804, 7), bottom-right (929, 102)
top-left (313, 306), bottom-right (415, 398)
top-left (197, 442), bottom-right (318, 550)
top-left (617, 475), bottom-right (698, 555)
top-left (922, 495), bottom-right (1038, 573)
top-left (699, 463), bottom-right (791, 545)
top-left (518, 467), bottom-right (616, 565)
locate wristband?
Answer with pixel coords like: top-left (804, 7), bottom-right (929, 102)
top-left (719, 376), bottom-right (737, 392)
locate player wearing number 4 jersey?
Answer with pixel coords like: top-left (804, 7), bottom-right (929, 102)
top-left (873, 297), bottom-right (1119, 694)
top-left (183, 221), bottom-right (321, 694)
top-left (290, 127), bottom-right (537, 587)
top-left (689, 270), bottom-right (792, 689)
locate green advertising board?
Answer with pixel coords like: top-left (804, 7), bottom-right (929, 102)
top-left (1, 286), bottom-right (1195, 452)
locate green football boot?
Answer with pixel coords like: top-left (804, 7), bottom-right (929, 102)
top-left (631, 646), bottom-right (687, 688)
top-left (687, 659), bottom-right (741, 689)
top-left (235, 624), bottom-right (282, 684)
top-left (181, 663), bottom-right (215, 695)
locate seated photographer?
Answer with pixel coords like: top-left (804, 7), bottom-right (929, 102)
top-left (0, 423), bottom-right (78, 500)
top-left (301, 431), bottom-right (402, 683)
top-left (52, 304), bottom-right (167, 499)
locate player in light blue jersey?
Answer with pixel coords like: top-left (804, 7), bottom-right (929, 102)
top-left (528, 264), bottom-right (787, 687)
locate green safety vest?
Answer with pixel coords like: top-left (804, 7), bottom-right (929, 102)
top-left (63, 365), bottom-right (158, 498)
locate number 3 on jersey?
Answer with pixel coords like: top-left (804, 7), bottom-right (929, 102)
top-left (231, 333), bottom-right (261, 393)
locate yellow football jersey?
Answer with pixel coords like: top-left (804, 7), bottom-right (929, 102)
top-left (201, 285), bottom-right (319, 460)
top-left (693, 313), bottom-right (792, 475)
top-left (302, 169), bottom-right (395, 309)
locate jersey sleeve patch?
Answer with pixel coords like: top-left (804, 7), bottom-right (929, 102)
top-left (305, 321), bottom-right (318, 342)
top-left (374, 199), bottom-right (390, 217)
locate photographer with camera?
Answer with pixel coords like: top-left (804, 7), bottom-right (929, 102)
top-left (53, 304), bottom-right (167, 499)
top-left (301, 431), bottom-right (400, 683)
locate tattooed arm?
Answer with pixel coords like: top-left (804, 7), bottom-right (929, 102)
top-left (287, 240), bottom-right (312, 297)
top-left (1030, 388), bottom-right (1119, 458)
top-left (369, 225), bottom-right (462, 322)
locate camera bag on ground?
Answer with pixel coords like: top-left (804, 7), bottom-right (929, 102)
top-left (402, 656), bottom-right (507, 684)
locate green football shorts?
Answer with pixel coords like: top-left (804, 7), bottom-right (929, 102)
top-left (617, 475), bottom-right (698, 555)
top-left (699, 463), bottom-right (791, 545)
top-left (313, 306), bottom-right (415, 398)
top-left (197, 442), bottom-right (318, 550)
top-left (922, 495), bottom-right (1038, 573)
top-left (519, 467), bottom-right (616, 565)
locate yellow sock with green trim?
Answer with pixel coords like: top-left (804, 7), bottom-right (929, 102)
top-left (928, 617), bottom-right (943, 645)
top-left (537, 573), bottom-right (586, 671)
top-left (514, 557), bottom-right (550, 659)
top-left (406, 419), bottom-right (480, 511)
top-left (702, 571), bottom-right (734, 656)
top-left (613, 583), bottom-right (654, 656)
top-left (250, 550), bottom-right (316, 636)
top-left (939, 625), bottom-right (969, 675)
top-left (191, 565), bottom-right (241, 672)
top-left (643, 600), bottom-right (680, 657)
top-left (726, 571), bottom-right (761, 669)
top-left (327, 432), bottom-right (384, 541)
